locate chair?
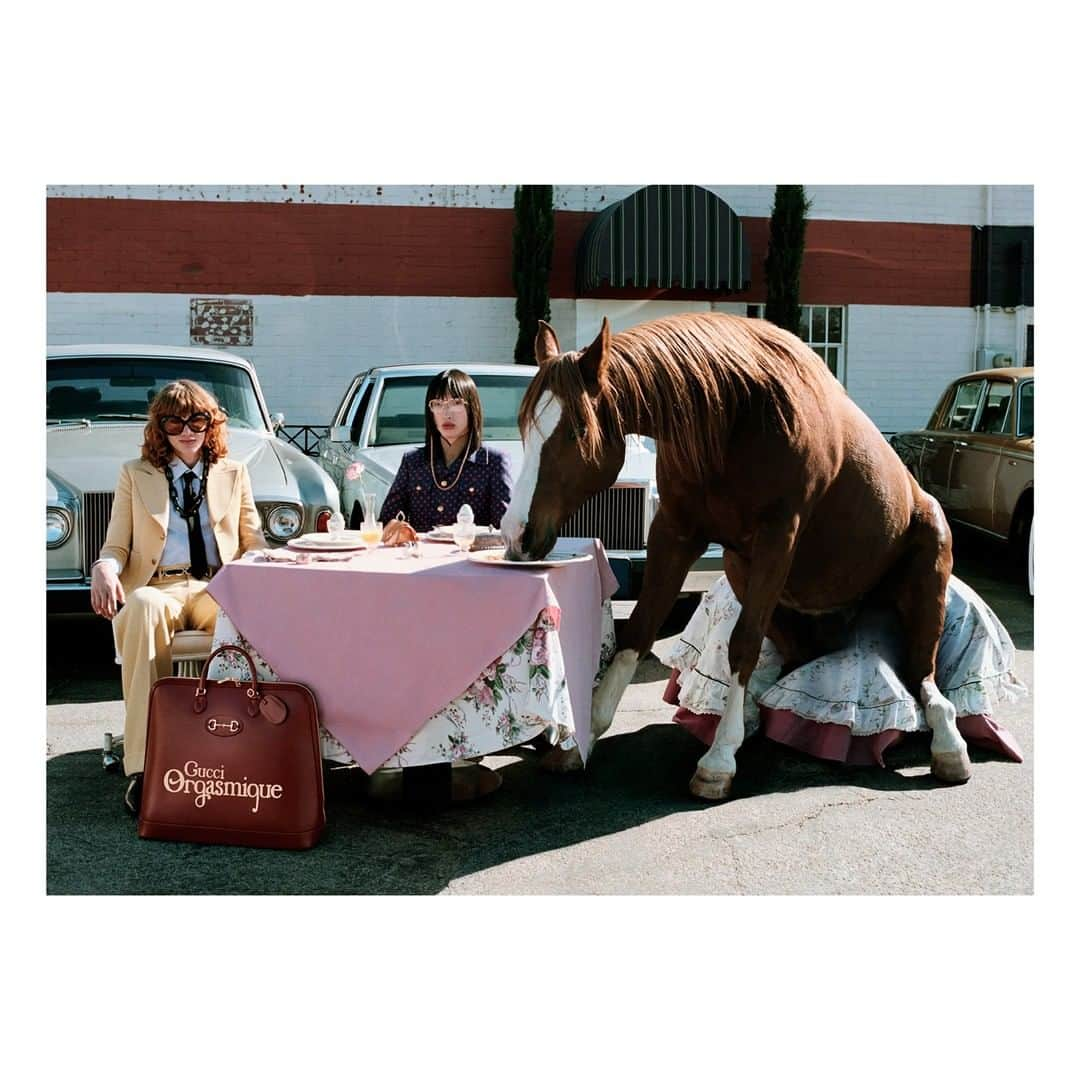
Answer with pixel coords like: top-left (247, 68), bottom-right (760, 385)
top-left (102, 630), bottom-right (215, 770)
top-left (170, 629), bottom-right (215, 678)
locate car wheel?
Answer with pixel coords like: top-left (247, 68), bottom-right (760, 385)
top-left (1027, 515), bottom-right (1034, 597)
top-left (1009, 501), bottom-right (1033, 588)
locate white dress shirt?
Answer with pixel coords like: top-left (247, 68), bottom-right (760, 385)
top-left (161, 457), bottom-right (222, 570)
top-left (97, 457), bottom-right (222, 577)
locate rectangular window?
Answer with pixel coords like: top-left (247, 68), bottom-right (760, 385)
top-left (944, 380), bottom-right (986, 432)
top-left (747, 304), bottom-right (846, 382)
top-left (1017, 380), bottom-right (1034, 438)
top-left (974, 381), bottom-right (1013, 435)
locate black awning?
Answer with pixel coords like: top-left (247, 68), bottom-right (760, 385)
top-left (576, 184), bottom-right (751, 293)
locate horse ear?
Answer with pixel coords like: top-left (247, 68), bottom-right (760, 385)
top-left (579, 317), bottom-right (611, 394)
top-left (534, 321), bottom-right (561, 366)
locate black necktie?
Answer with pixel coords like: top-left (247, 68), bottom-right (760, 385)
top-left (181, 470), bottom-right (209, 580)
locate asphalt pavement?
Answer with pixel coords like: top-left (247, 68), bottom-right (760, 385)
top-left (45, 530), bottom-right (1033, 894)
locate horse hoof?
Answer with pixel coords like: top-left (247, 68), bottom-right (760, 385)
top-left (931, 749), bottom-right (972, 784)
top-left (540, 745), bottom-right (584, 773)
top-left (689, 768), bottom-right (733, 801)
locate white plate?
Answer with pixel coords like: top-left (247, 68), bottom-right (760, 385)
top-left (423, 527), bottom-right (502, 545)
top-left (467, 551), bottom-right (592, 569)
top-left (420, 530), bottom-right (457, 544)
top-left (287, 532), bottom-right (369, 552)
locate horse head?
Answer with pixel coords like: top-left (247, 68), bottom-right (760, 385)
top-left (501, 318), bottom-right (625, 560)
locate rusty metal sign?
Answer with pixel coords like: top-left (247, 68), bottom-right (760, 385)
top-left (189, 298), bottom-right (254, 346)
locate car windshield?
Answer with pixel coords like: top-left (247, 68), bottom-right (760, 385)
top-left (371, 373), bottom-right (532, 446)
top-left (46, 357), bottom-right (267, 430)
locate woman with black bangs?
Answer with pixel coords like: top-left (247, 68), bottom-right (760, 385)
top-left (351, 368), bottom-right (513, 535)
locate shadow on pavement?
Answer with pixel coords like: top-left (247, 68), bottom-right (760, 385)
top-left (46, 720), bottom-right (1008, 896)
top-left (46, 528), bottom-right (1031, 895)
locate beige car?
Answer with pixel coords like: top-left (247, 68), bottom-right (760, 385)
top-left (891, 367), bottom-right (1034, 590)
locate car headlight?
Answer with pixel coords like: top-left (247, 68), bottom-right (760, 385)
top-left (47, 507), bottom-right (73, 548)
top-left (261, 503), bottom-right (304, 541)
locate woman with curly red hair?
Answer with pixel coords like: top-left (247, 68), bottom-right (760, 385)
top-left (90, 380), bottom-right (266, 814)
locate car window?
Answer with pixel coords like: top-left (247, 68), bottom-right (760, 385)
top-left (927, 386), bottom-right (954, 429)
top-left (371, 373), bottom-right (533, 447)
top-left (974, 380), bottom-right (1013, 435)
top-left (349, 383), bottom-right (373, 444)
top-left (1017, 381), bottom-right (1034, 438)
top-left (46, 357), bottom-right (267, 429)
top-left (941, 380), bottom-right (985, 432)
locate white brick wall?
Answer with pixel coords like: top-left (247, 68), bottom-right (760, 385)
top-left (573, 299), bottom-right (746, 345)
top-left (47, 293), bottom-right (565, 424)
top-left (845, 306), bottom-right (979, 432)
top-left (45, 184), bottom-right (1034, 226)
top-left (47, 293), bottom-right (1033, 433)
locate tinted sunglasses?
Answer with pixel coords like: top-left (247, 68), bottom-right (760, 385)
top-left (428, 398), bottom-right (467, 414)
top-left (159, 412), bottom-right (212, 435)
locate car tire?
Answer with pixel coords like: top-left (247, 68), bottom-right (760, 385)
top-left (1027, 515), bottom-right (1034, 597)
top-left (1009, 501), bottom-right (1033, 589)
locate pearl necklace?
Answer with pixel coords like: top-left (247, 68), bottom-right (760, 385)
top-left (429, 436), bottom-right (473, 491)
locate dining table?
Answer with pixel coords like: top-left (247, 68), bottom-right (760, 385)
top-left (203, 535), bottom-right (619, 780)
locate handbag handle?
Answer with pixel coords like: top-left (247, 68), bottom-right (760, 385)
top-left (193, 643), bottom-right (261, 714)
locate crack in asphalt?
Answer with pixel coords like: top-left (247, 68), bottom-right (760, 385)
top-left (713, 790), bottom-right (917, 844)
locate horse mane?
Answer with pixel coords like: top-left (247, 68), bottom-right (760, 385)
top-left (519, 313), bottom-right (833, 482)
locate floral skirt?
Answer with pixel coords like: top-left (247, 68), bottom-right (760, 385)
top-left (661, 574), bottom-right (1025, 767)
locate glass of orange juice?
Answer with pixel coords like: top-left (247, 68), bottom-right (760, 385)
top-left (360, 520), bottom-right (383, 549)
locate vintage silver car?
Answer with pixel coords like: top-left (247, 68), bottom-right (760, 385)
top-left (47, 344), bottom-right (340, 612)
top-left (317, 363), bottom-right (725, 599)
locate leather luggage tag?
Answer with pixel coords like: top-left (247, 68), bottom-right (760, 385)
top-left (259, 693), bottom-right (288, 725)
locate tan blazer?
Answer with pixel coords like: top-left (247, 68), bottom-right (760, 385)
top-left (100, 457), bottom-right (267, 593)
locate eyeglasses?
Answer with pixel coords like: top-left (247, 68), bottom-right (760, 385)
top-left (160, 412), bottom-right (212, 435)
top-left (428, 398), bottom-right (467, 414)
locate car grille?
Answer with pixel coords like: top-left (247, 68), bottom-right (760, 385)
top-left (560, 485), bottom-right (646, 551)
top-left (81, 492), bottom-right (114, 575)
top-left (77, 488), bottom-right (646, 569)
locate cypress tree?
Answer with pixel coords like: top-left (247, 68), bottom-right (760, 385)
top-left (764, 185), bottom-right (811, 336)
top-left (512, 185), bottom-right (555, 364)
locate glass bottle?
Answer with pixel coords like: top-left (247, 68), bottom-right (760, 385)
top-left (453, 503), bottom-right (476, 552)
top-left (359, 492), bottom-right (383, 548)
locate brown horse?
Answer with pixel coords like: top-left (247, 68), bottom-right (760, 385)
top-left (500, 313), bottom-right (970, 799)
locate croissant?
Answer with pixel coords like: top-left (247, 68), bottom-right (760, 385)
top-left (382, 519), bottom-right (419, 546)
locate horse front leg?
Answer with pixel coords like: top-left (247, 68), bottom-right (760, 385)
top-left (540, 508), bottom-right (706, 772)
top-left (691, 510), bottom-right (800, 800)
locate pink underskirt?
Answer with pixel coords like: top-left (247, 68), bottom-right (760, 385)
top-left (663, 671), bottom-right (1024, 767)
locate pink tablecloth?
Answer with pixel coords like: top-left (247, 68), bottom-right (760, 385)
top-left (208, 538), bottom-right (618, 772)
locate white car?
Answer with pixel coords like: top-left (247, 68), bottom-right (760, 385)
top-left (317, 363), bottom-right (724, 599)
top-left (47, 344), bottom-right (340, 613)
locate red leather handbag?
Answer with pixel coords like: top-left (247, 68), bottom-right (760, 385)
top-left (138, 644), bottom-right (325, 850)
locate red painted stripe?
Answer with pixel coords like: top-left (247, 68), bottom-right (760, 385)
top-left (47, 198), bottom-right (973, 307)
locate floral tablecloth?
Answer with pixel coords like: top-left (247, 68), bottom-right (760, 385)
top-left (209, 602), bottom-right (617, 768)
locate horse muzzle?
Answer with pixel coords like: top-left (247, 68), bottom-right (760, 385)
top-left (506, 521), bottom-right (556, 562)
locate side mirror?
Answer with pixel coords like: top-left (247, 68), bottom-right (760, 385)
top-left (271, 412), bottom-right (285, 432)
top-left (329, 425), bottom-right (352, 443)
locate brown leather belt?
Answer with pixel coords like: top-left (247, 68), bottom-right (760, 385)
top-left (151, 565), bottom-right (218, 582)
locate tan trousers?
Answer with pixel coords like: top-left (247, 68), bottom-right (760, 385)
top-left (112, 576), bottom-right (219, 776)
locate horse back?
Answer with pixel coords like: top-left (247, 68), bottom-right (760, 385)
top-left (659, 370), bottom-right (920, 612)
top-left (785, 390), bottom-right (921, 610)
